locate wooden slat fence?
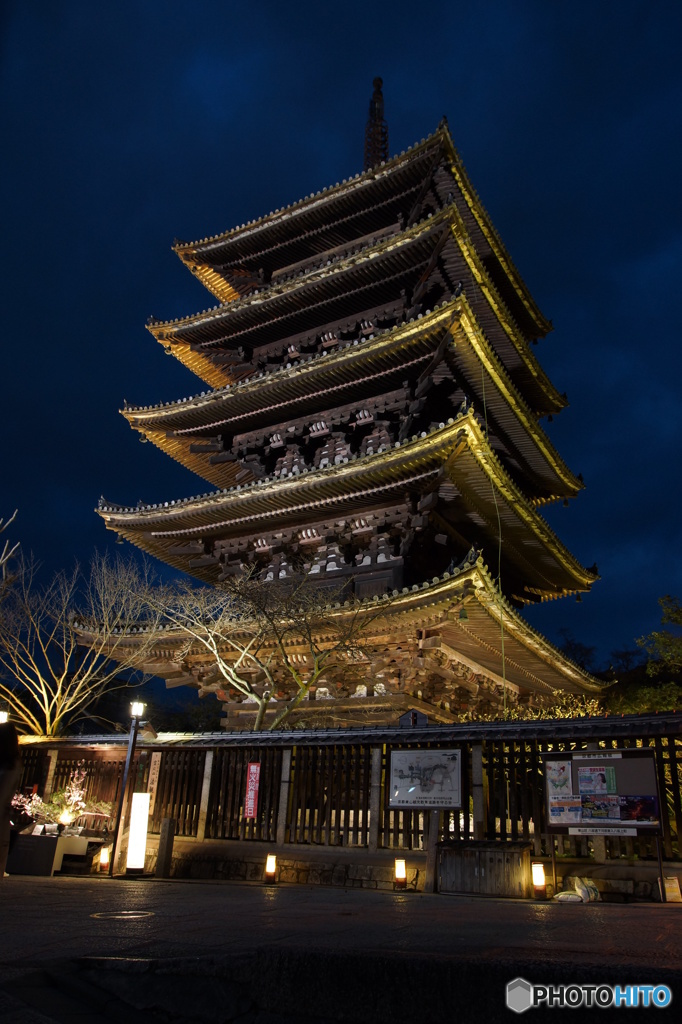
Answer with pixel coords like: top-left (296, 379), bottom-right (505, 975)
top-left (205, 746), bottom-right (281, 841)
top-left (287, 744), bottom-right (371, 846)
top-left (19, 721), bottom-right (682, 860)
top-left (149, 749), bottom-right (206, 837)
top-left (17, 746), bottom-right (49, 796)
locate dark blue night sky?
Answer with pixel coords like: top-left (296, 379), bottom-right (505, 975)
top-left (2, 1), bottom-right (681, 667)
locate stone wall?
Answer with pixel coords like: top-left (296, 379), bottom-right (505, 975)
top-left (143, 835), bottom-right (426, 891)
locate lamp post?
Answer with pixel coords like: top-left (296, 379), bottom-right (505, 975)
top-left (109, 701), bottom-right (145, 877)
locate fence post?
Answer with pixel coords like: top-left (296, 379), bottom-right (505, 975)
top-left (368, 747), bottom-right (382, 852)
top-left (472, 743), bottom-right (485, 840)
top-left (424, 809), bottom-right (440, 893)
top-left (195, 750), bottom-right (214, 842)
top-left (156, 818), bottom-right (176, 878)
top-left (42, 750), bottom-right (59, 799)
top-left (276, 748), bottom-right (292, 846)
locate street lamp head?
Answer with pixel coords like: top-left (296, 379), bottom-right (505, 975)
top-left (0, 711), bottom-right (8, 724)
top-left (130, 701), bottom-right (145, 718)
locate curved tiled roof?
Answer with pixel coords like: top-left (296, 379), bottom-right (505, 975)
top-left (125, 301), bottom-right (579, 502)
top-left (150, 208), bottom-right (565, 413)
top-left (99, 410), bottom-right (597, 601)
top-left (173, 123), bottom-right (550, 339)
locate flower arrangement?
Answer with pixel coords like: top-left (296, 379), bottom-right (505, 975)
top-left (12, 761), bottom-right (113, 826)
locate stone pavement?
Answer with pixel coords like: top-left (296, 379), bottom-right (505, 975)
top-left (1, 876), bottom-right (681, 1022)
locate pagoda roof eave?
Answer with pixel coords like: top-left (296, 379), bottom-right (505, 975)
top-left (174, 124), bottom-right (551, 339)
top-left (98, 412), bottom-right (597, 599)
top-left (381, 563), bottom-right (603, 695)
top-left (150, 207), bottom-right (448, 335)
top-left (75, 563), bottom-right (602, 698)
top-left (125, 301), bottom-right (580, 500)
top-left (172, 132), bottom-right (443, 260)
top-left (150, 208), bottom-right (566, 412)
top-left (440, 132), bottom-right (552, 338)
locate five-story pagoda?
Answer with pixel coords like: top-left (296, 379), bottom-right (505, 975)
top-left (99, 84), bottom-right (600, 727)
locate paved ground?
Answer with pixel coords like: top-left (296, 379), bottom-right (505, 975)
top-left (1, 876), bottom-right (681, 1022)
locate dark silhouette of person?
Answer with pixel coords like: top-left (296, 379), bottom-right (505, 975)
top-left (0, 722), bottom-right (21, 880)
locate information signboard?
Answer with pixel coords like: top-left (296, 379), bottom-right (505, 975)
top-left (541, 749), bottom-right (661, 836)
top-left (389, 749), bottom-right (461, 809)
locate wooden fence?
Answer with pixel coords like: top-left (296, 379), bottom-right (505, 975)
top-left (17, 715), bottom-right (682, 861)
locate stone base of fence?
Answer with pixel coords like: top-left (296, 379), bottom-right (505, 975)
top-left (142, 835), bottom-right (427, 891)
top-left (549, 858), bottom-right (682, 902)
top-left (133, 834), bottom-right (682, 901)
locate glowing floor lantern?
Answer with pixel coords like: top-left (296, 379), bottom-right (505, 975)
top-left (394, 858), bottom-right (407, 889)
top-left (126, 793), bottom-right (150, 873)
top-left (264, 854), bottom-right (277, 883)
top-left (532, 861), bottom-right (547, 899)
top-left (99, 845), bottom-right (110, 872)
top-left (0, 710), bottom-right (8, 724)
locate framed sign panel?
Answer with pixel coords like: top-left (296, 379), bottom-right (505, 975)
top-left (541, 749), bottom-right (661, 837)
top-left (389, 749), bottom-right (462, 809)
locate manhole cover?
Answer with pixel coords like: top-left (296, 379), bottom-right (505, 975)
top-left (91, 910), bottom-right (155, 920)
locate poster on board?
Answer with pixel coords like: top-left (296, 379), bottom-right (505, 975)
top-left (541, 749), bottom-right (661, 836)
top-left (389, 749), bottom-right (461, 809)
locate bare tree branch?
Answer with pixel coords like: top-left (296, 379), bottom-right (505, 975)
top-left (0, 509), bottom-right (19, 584)
top-left (0, 553), bottom-right (165, 735)
top-left (142, 569), bottom-right (391, 731)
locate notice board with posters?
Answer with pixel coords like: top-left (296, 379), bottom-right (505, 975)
top-left (541, 749), bottom-right (661, 837)
top-left (389, 749), bottom-right (462, 809)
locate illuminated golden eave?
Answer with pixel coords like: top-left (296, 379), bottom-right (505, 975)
top-left (150, 206), bottom-right (565, 412)
top-left (441, 135), bottom-right (552, 337)
top-left (99, 411), bottom-right (596, 597)
top-left (126, 300), bottom-right (579, 500)
top-left (175, 125), bottom-right (551, 337)
top-left (383, 565), bottom-right (602, 693)
top-left (75, 562), bottom-right (601, 696)
top-left (172, 133), bottom-right (442, 263)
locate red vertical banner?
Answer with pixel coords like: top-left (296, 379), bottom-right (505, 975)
top-left (245, 762), bottom-right (261, 819)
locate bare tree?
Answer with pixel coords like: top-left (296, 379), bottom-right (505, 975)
top-left (0, 554), bottom-right (164, 735)
top-left (0, 509), bottom-right (19, 584)
top-left (150, 571), bottom-right (389, 731)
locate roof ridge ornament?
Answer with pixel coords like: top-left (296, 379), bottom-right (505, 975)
top-left (364, 77), bottom-right (389, 171)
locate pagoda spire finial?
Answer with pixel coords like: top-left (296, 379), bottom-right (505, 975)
top-left (363, 77), bottom-right (389, 171)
